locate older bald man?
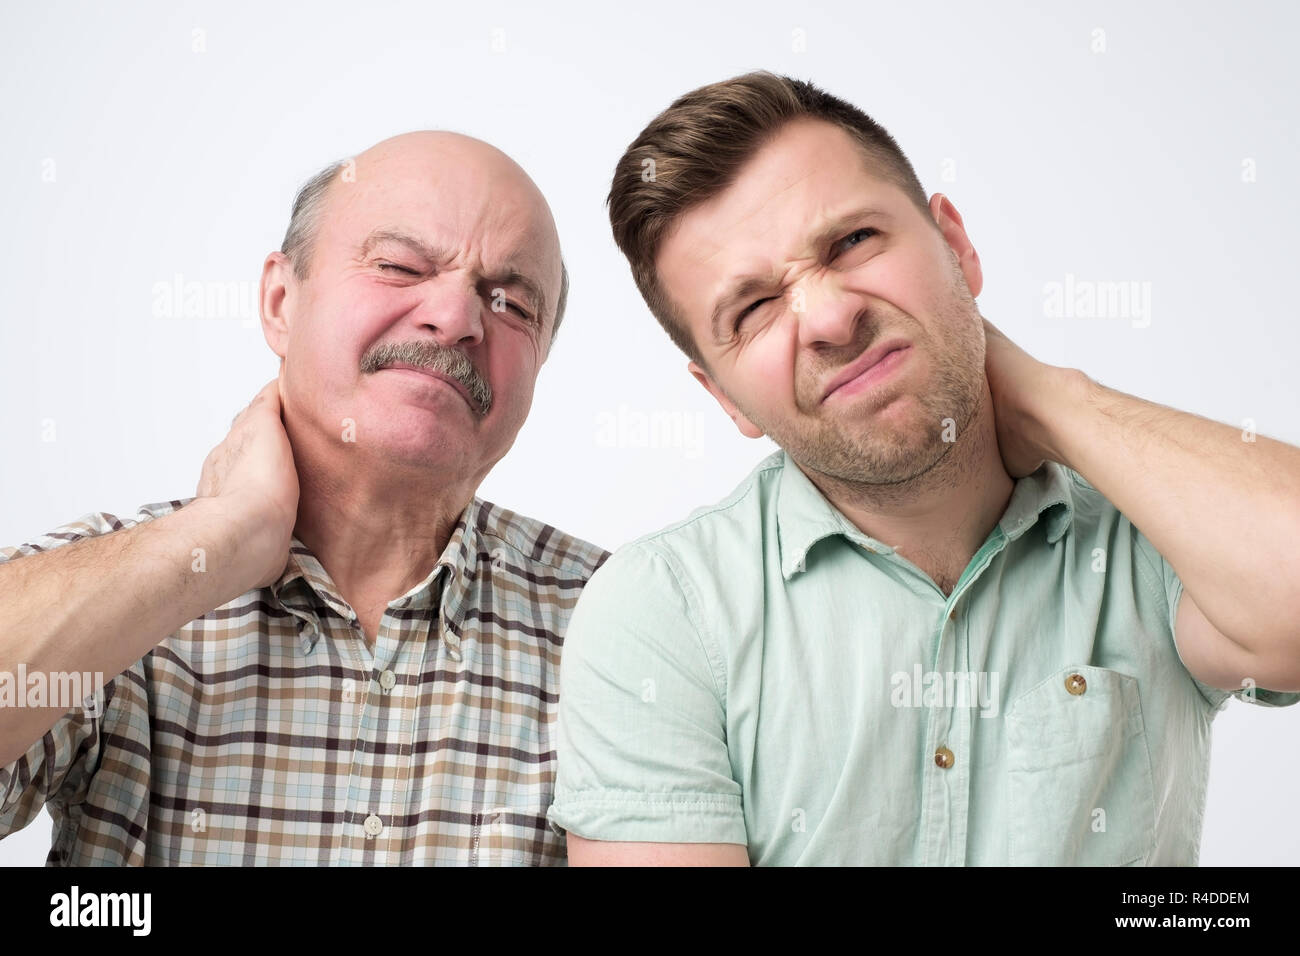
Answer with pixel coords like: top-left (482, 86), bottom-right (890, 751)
top-left (0, 132), bottom-right (607, 865)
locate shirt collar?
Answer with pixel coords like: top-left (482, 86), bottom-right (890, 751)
top-left (996, 459), bottom-right (1076, 546)
top-left (776, 449), bottom-right (1076, 581)
top-left (269, 497), bottom-right (483, 654)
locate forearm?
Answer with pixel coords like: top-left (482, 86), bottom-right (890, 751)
top-left (1045, 375), bottom-right (1300, 651)
top-left (0, 497), bottom-right (263, 767)
top-left (567, 834), bottom-right (750, 866)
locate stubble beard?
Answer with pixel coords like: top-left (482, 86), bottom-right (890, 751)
top-left (739, 264), bottom-right (988, 496)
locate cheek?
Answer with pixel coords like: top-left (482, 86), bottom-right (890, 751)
top-left (298, 288), bottom-right (396, 369)
top-left (736, 323), bottom-right (800, 408)
top-left (484, 337), bottom-right (540, 413)
top-left (869, 250), bottom-right (936, 315)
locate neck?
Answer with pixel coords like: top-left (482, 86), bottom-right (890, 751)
top-left (287, 422), bottom-right (480, 630)
top-left (799, 383), bottom-right (1014, 586)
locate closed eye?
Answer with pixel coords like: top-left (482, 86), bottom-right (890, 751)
top-left (735, 296), bottom-right (776, 328)
top-left (377, 261), bottom-right (420, 276)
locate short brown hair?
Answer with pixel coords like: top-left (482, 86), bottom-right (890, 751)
top-left (607, 71), bottom-right (930, 365)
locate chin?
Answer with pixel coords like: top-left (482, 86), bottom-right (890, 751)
top-left (369, 425), bottom-right (474, 469)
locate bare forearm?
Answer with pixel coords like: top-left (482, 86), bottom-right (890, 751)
top-left (567, 834), bottom-right (750, 866)
top-left (1047, 376), bottom-right (1300, 650)
top-left (0, 498), bottom-right (262, 767)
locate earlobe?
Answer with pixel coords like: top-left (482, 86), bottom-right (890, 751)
top-left (686, 360), bottom-right (765, 440)
top-left (260, 252), bottom-right (293, 359)
top-left (928, 193), bottom-right (984, 299)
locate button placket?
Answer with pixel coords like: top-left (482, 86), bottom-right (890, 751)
top-left (340, 623), bottom-right (375, 864)
top-left (441, 604), bottom-right (462, 662)
top-left (920, 604), bottom-right (959, 865)
top-left (949, 594), bottom-right (977, 865)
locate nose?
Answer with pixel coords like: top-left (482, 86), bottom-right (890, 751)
top-left (794, 273), bottom-right (863, 349)
top-left (410, 273), bottom-right (485, 348)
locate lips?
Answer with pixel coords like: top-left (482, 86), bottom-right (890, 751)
top-left (382, 363), bottom-right (477, 409)
top-left (821, 339), bottom-right (911, 402)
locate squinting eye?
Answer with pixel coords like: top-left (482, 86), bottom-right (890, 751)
top-left (735, 297), bottom-right (775, 328)
top-left (836, 228), bottom-right (877, 253)
top-left (377, 262), bottom-right (420, 276)
top-left (506, 302), bottom-right (533, 321)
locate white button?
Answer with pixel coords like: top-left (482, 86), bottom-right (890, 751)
top-left (379, 669), bottom-right (396, 692)
top-left (447, 647), bottom-right (462, 663)
top-left (363, 814), bottom-right (384, 837)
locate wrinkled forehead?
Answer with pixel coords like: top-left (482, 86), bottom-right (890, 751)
top-left (657, 124), bottom-right (913, 317)
top-left (323, 146), bottom-right (560, 278)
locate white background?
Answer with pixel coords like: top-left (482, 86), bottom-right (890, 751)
top-left (2, 0), bottom-right (1297, 865)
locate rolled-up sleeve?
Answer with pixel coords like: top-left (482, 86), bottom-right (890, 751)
top-left (1, 702), bottom-right (105, 838)
top-left (0, 511), bottom-right (145, 847)
top-left (546, 542), bottom-right (746, 846)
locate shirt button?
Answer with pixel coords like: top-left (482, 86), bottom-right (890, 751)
top-left (1065, 673), bottom-right (1088, 696)
top-left (447, 647), bottom-right (462, 663)
top-left (934, 746), bottom-right (955, 769)
top-left (363, 814), bottom-right (384, 837)
top-left (379, 669), bottom-right (396, 692)
top-left (948, 608), bottom-right (956, 620)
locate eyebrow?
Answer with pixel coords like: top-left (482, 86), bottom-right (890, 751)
top-left (707, 207), bottom-right (887, 341)
top-left (360, 229), bottom-right (549, 321)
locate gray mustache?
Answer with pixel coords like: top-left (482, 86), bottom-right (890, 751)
top-left (360, 340), bottom-right (493, 416)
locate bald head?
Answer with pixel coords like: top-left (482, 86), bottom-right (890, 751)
top-left (280, 131), bottom-right (569, 340)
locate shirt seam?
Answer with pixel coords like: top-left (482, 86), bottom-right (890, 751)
top-left (1130, 529), bottom-right (1225, 713)
top-left (554, 790), bottom-right (741, 807)
top-left (637, 541), bottom-right (730, 711)
top-left (475, 528), bottom-right (608, 578)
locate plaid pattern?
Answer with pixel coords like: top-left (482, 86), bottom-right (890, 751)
top-left (0, 497), bottom-right (607, 865)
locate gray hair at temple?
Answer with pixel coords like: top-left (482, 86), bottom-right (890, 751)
top-left (279, 160), bottom-right (570, 342)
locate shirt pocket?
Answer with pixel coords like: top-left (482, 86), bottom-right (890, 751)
top-left (1004, 664), bottom-right (1157, 866)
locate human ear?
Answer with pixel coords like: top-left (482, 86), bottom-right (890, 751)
top-left (687, 360), bottom-right (764, 440)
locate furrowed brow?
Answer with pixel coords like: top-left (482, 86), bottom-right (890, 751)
top-left (482, 267), bottom-right (548, 321)
top-left (707, 207), bottom-right (888, 340)
top-left (359, 230), bottom-right (446, 261)
top-left (361, 230), bottom-right (549, 320)
top-left (710, 275), bottom-right (777, 341)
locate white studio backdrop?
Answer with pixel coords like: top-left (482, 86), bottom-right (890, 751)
top-left (1, 0), bottom-right (1297, 865)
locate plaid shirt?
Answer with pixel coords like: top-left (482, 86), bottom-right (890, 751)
top-left (0, 497), bottom-right (607, 865)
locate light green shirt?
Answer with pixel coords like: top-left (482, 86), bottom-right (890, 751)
top-left (547, 450), bottom-right (1299, 865)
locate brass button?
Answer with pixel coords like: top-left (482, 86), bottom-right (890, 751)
top-left (1065, 673), bottom-right (1087, 696)
top-left (934, 746), bottom-right (955, 769)
top-left (948, 608), bottom-right (956, 620)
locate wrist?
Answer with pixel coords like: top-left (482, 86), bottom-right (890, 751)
top-left (1037, 367), bottom-right (1099, 471)
top-left (183, 495), bottom-right (288, 594)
